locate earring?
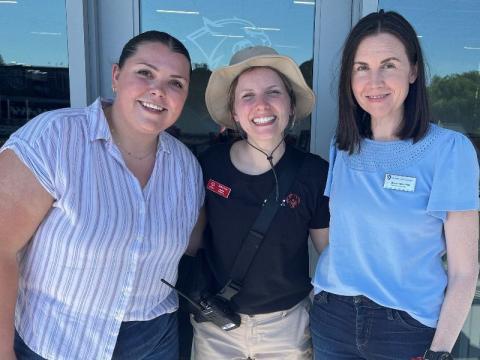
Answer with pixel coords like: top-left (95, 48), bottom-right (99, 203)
top-left (112, 86), bottom-right (116, 93)
top-left (288, 113), bottom-right (296, 131)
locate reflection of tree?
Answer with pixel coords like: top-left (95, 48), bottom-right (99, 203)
top-left (167, 64), bottom-right (229, 155)
top-left (428, 71), bottom-right (480, 135)
top-left (300, 58), bottom-right (313, 89)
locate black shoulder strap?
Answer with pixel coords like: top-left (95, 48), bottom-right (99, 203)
top-left (218, 149), bottom-right (306, 300)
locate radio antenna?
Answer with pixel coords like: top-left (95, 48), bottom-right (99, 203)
top-left (161, 278), bottom-right (204, 312)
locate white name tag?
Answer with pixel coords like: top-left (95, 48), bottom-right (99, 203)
top-left (383, 174), bottom-right (416, 192)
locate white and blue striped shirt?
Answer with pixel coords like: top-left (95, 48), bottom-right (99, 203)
top-left (1, 98), bottom-right (204, 360)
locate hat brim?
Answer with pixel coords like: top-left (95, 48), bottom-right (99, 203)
top-left (205, 54), bottom-right (315, 129)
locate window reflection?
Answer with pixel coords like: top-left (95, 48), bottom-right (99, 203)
top-left (380, 0), bottom-right (480, 154)
top-left (140, 0), bottom-right (315, 155)
top-left (0, 0), bottom-right (69, 146)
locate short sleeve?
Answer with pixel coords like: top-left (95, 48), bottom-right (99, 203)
top-left (309, 190), bottom-right (330, 229)
top-left (323, 138), bottom-right (338, 197)
top-left (427, 131), bottom-right (479, 219)
top-left (0, 114), bottom-right (59, 198)
top-left (308, 156), bottom-right (330, 229)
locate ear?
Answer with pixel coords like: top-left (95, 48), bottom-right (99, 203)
top-left (112, 64), bottom-right (121, 89)
top-left (232, 111), bottom-right (239, 123)
top-left (409, 63), bottom-right (418, 84)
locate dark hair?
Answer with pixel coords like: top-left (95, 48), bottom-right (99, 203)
top-left (118, 31), bottom-right (191, 74)
top-left (337, 10), bottom-right (430, 153)
top-left (227, 66), bottom-right (296, 120)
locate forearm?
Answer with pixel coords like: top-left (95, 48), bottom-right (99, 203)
top-left (0, 253), bottom-right (19, 359)
top-left (430, 269), bottom-right (479, 352)
top-left (310, 228), bottom-right (329, 254)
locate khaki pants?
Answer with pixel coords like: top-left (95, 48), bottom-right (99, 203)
top-left (191, 298), bottom-right (312, 360)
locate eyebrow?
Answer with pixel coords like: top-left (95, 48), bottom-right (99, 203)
top-left (137, 62), bottom-right (188, 81)
top-left (238, 84), bottom-right (282, 92)
top-left (380, 57), bottom-right (401, 63)
top-left (353, 57), bottom-right (401, 65)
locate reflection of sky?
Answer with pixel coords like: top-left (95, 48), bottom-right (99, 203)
top-left (140, 0), bottom-right (315, 70)
top-left (0, 0), bottom-right (68, 67)
top-left (2, 0), bottom-right (479, 77)
top-left (379, 0), bottom-right (480, 77)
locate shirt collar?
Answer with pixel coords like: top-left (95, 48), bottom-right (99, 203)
top-left (87, 97), bottom-right (112, 142)
top-left (87, 97), bottom-right (172, 155)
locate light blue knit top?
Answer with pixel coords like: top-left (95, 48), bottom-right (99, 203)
top-left (312, 124), bottom-right (479, 327)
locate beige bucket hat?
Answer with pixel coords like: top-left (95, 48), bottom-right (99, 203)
top-left (205, 46), bottom-right (315, 129)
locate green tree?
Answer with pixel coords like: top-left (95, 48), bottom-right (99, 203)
top-left (428, 71), bottom-right (480, 135)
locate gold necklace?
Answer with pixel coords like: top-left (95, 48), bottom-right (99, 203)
top-left (110, 128), bottom-right (156, 161)
top-left (117, 143), bottom-right (156, 160)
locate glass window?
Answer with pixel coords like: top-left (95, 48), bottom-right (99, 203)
top-left (379, 0), bottom-right (480, 155)
top-left (140, 0), bottom-right (316, 155)
top-left (0, 0), bottom-right (70, 147)
top-left (379, 1), bottom-right (480, 358)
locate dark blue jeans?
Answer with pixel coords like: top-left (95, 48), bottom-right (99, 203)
top-left (14, 312), bottom-right (179, 360)
top-left (310, 291), bottom-right (435, 360)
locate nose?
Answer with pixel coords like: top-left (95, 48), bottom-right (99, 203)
top-left (369, 70), bottom-right (384, 87)
top-left (149, 80), bottom-right (165, 97)
top-left (254, 95), bottom-right (271, 110)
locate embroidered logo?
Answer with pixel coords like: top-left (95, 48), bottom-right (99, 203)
top-left (285, 193), bottom-right (301, 209)
top-left (207, 179), bottom-right (232, 199)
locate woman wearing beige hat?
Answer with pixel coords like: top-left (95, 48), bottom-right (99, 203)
top-left (191, 46), bottom-right (330, 359)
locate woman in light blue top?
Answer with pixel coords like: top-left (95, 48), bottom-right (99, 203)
top-left (310, 10), bottom-right (479, 360)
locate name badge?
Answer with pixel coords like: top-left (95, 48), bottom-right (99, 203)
top-left (207, 179), bottom-right (232, 198)
top-left (383, 173), bottom-right (416, 192)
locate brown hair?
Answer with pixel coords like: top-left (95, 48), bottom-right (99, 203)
top-left (337, 10), bottom-right (430, 153)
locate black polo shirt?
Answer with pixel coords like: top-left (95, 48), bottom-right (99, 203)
top-left (200, 142), bottom-right (329, 314)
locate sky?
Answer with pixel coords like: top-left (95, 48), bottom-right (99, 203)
top-left (0, 0), bottom-right (479, 78)
top-left (380, 0), bottom-right (480, 77)
top-left (0, 0), bottom-right (68, 67)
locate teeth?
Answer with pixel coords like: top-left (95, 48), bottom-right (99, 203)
top-left (140, 101), bottom-right (164, 111)
top-left (252, 116), bottom-right (275, 124)
top-left (367, 95), bottom-right (387, 99)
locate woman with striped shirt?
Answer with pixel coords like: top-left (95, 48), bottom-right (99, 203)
top-left (0, 31), bottom-right (204, 360)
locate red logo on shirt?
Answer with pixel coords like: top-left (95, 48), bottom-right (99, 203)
top-left (286, 193), bottom-right (301, 209)
top-left (207, 179), bottom-right (232, 198)
top-left (410, 357), bottom-right (424, 360)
